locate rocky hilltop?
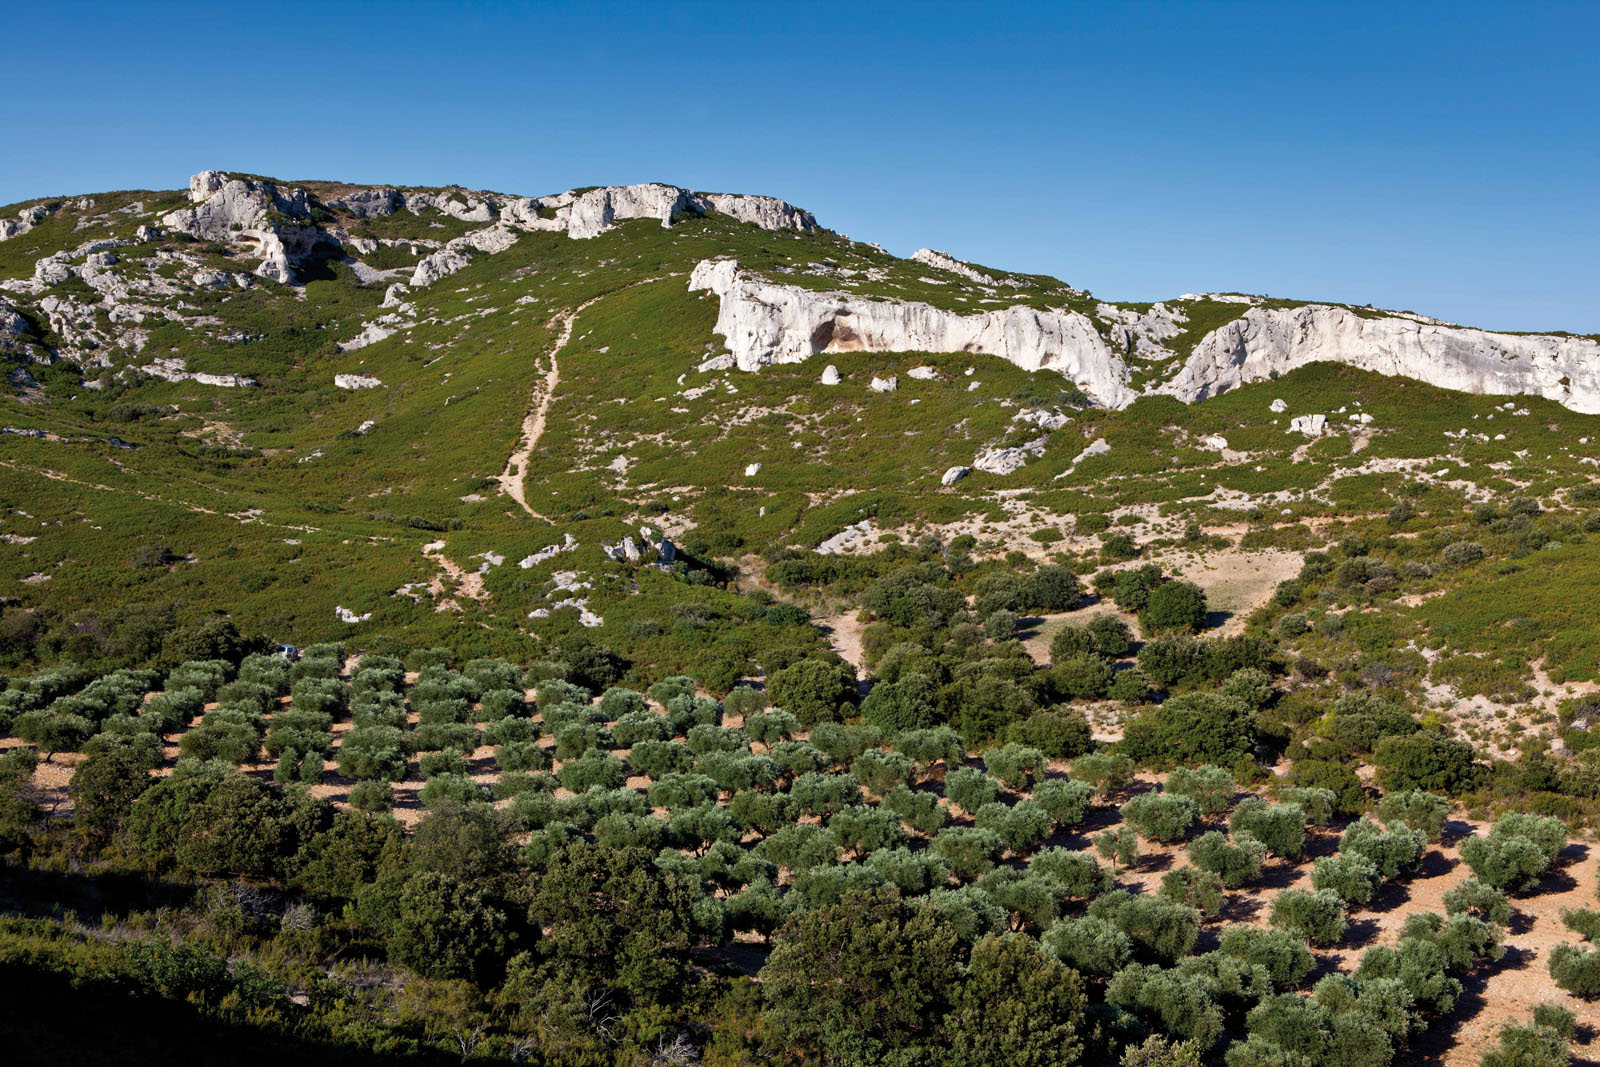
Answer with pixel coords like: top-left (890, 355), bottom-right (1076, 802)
top-left (1, 169), bottom-right (1596, 414)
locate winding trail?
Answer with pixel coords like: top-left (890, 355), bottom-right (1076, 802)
top-left (496, 274), bottom-right (683, 519)
top-left (496, 305), bottom-right (577, 519)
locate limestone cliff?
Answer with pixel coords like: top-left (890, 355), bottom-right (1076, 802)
top-left (1162, 305), bottom-right (1600, 413)
top-left (688, 259), bottom-right (1136, 408)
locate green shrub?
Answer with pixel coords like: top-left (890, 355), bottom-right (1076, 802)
top-left (1311, 853), bottom-right (1383, 906)
top-left (1165, 764), bottom-right (1235, 816)
top-left (1187, 831), bottom-right (1266, 888)
top-left (1375, 789), bottom-right (1450, 841)
top-left (1160, 867), bottom-right (1224, 916)
top-left (1032, 777), bottom-right (1094, 828)
top-left (1340, 816), bottom-right (1427, 880)
top-left (1122, 692), bottom-right (1256, 768)
top-left (1228, 797), bottom-right (1306, 859)
top-left (983, 742), bottom-right (1046, 790)
top-left (1547, 942), bottom-right (1600, 997)
top-left (1269, 889), bottom-right (1347, 945)
top-left (945, 767), bottom-right (1003, 813)
top-left (1121, 791), bottom-right (1201, 843)
top-left (1141, 580), bottom-right (1209, 634)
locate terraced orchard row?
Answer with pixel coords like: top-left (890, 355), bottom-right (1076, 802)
top-left (1, 635), bottom-right (1596, 1067)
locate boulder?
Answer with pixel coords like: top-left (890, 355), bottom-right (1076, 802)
top-left (974, 436), bottom-right (1049, 475)
top-left (907, 366), bottom-right (940, 380)
top-left (1071, 438), bottom-right (1111, 465)
top-left (1289, 414), bottom-right (1326, 436)
top-left (820, 364), bottom-right (841, 385)
top-left (335, 373), bottom-right (383, 390)
top-left (1270, 397), bottom-right (1287, 413)
top-left (869, 375), bottom-right (898, 393)
top-left (941, 465), bottom-right (971, 486)
top-left (744, 462), bottom-right (762, 476)
top-left (1200, 435), bottom-right (1229, 450)
top-left (410, 247), bottom-right (472, 287)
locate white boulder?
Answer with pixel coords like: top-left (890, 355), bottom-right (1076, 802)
top-left (941, 465), bottom-right (971, 486)
top-left (335, 373), bottom-right (383, 390)
top-left (869, 375), bottom-right (898, 393)
top-left (820, 364), bottom-right (841, 385)
top-left (1289, 414), bottom-right (1326, 437)
top-left (1071, 438), bottom-right (1111, 465)
top-left (974, 436), bottom-right (1049, 475)
top-left (1269, 398), bottom-right (1287, 413)
top-left (744, 462), bottom-right (762, 476)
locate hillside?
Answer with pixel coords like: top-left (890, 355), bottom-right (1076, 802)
top-left (3, 171), bottom-right (1600, 1067)
top-left (4, 170), bottom-right (1600, 668)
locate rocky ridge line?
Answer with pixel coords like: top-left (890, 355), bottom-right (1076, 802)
top-left (690, 258), bottom-right (1600, 413)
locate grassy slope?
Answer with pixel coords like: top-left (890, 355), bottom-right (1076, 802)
top-left (4, 183), bottom-right (1600, 674)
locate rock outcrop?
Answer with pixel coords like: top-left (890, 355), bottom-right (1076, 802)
top-left (1162, 305), bottom-right (1600, 413)
top-left (912, 249), bottom-right (1021, 288)
top-left (161, 171), bottom-right (335, 284)
top-left (689, 259), bottom-right (1136, 407)
top-left (564, 184), bottom-right (816, 240)
top-left (0, 202), bottom-right (59, 242)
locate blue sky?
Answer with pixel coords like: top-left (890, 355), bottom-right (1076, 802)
top-left (4, 0), bottom-right (1594, 332)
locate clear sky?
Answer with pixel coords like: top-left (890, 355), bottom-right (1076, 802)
top-left (4, 0), bottom-right (1594, 332)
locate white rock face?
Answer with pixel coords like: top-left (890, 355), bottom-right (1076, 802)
top-left (335, 373), bottom-right (383, 390)
top-left (974, 435), bottom-right (1049, 475)
top-left (337, 321), bottom-right (398, 353)
top-left (820, 364), bottom-right (841, 385)
top-left (162, 172), bottom-right (332, 283)
top-left (700, 192), bottom-right (817, 233)
top-left (689, 260), bottom-right (1135, 407)
top-left (410, 247), bottom-right (472, 287)
top-left (911, 249), bottom-right (1018, 287)
top-left (1071, 438), bottom-right (1111, 466)
top-left (869, 375), bottom-right (898, 393)
top-left (1098, 301), bottom-right (1186, 359)
top-left (816, 520), bottom-right (876, 555)
top-left (1289, 414), bottom-right (1326, 436)
top-left (0, 202), bottom-right (59, 242)
top-left (1013, 409), bottom-right (1072, 431)
top-left (140, 357), bottom-right (255, 387)
top-left (1163, 305), bottom-right (1600, 413)
top-left (566, 184), bottom-right (690, 240)
top-left (941, 465), bottom-right (971, 485)
top-left (330, 188), bottom-right (402, 218)
top-left (0, 301), bottom-right (29, 336)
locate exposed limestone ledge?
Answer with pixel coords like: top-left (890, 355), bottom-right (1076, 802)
top-left (688, 259), bottom-right (1136, 408)
top-left (1161, 305), bottom-right (1600, 413)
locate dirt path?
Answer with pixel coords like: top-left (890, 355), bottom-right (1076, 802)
top-left (817, 612), bottom-right (867, 670)
top-left (496, 304), bottom-right (579, 519)
top-left (497, 276), bottom-right (678, 519)
top-left (420, 539), bottom-right (486, 612)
